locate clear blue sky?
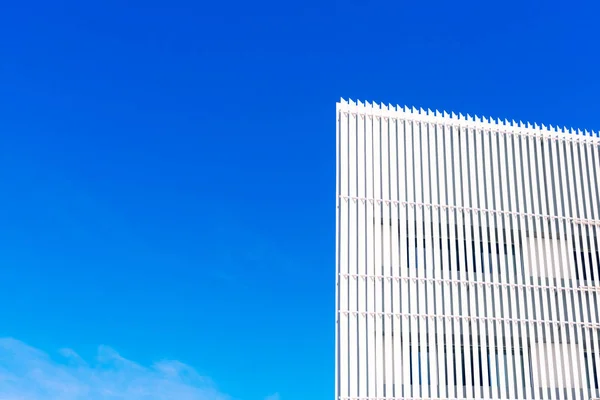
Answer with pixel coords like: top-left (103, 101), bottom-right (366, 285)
top-left (0, 1), bottom-right (598, 399)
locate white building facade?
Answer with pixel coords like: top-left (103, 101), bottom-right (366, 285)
top-left (335, 99), bottom-right (600, 400)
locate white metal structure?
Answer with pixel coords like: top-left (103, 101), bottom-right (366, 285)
top-left (335, 99), bottom-right (600, 400)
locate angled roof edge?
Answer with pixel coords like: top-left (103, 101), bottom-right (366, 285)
top-left (337, 98), bottom-right (598, 139)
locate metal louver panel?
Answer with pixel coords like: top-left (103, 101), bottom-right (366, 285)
top-left (336, 99), bottom-right (600, 400)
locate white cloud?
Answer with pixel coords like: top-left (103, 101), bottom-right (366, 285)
top-left (264, 394), bottom-right (280, 400)
top-left (0, 338), bottom-right (230, 400)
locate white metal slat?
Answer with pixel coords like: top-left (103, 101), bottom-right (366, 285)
top-left (474, 120), bottom-right (490, 396)
top-left (585, 134), bottom-right (600, 400)
top-left (443, 119), bottom-right (455, 399)
top-left (454, 119), bottom-right (467, 398)
top-left (472, 121), bottom-right (492, 400)
top-left (530, 125), bottom-right (555, 399)
top-left (532, 127), bottom-right (552, 399)
top-left (548, 128), bottom-right (575, 400)
top-left (381, 105), bottom-right (394, 397)
top-left (543, 130), bottom-right (570, 400)
top-left (429, 116), bottom-right (444, 399)
top-left (578, 136), bottom-right (598, 400)
top-left (582, 132), bottom-right (600, 396)
top-left (390, 113), bottom-right (403, 399)
top-left (405, 116), bottom-right (420, 396)
top-left (489, 122), bottom-right (510, 399)
top-left (406, 117), bottom-right (420, 398)
top-left (357, 102), bottom-right (367, 400)
top-left (505, 123), bottom-right (526, 400)
top-left (573, 134), bottom-right (599, 397)
top-left (577, 135), bottom-right (597, 399)
top-left (348, 100), bottom-right (359, 400)
top-left (455, 118), bottom-right (472, 398)
top-left (365, 103), bottom-right (376, 399)
top-left (542, 130), bottom-right (568, 399)
top-left (459, 118), bottom-right (477, 398)
top-left (556, 134), bottom-right (586, 397)
top-left (504, 122), bottom-right (528, 400)
top-left (543, 131), bottom-right (565, 400)
top-left (525, 126), bottom-right (548, 399)
top-left (372, 103), bottom-right (385, 398)
top-left (397, 115), bottom-right (411, 398)
top-left (446, 120), bottom-right (462, 399)
top-left (524, 127), bottom-right (542, 399)
top-left (421, 114), bottom-right (437, 399)
top-left (562, 134), bottom-right (590, 400)
top-left (519, 134), bottom-right (534, 400)
top-left (447, 120), bottom-right (459, 399)
top-left (570, 134), bottom-right (595, 400)
top-left (397, 116), bottom-right (411, 399)
top-left (490, 121), bottom-right (507, 398)
top-left (436, 119), bottom-right (451, 400)
top-left (335, 101), bottom-right (341, 400)
top-left (481, 119), bottom-right (500, 400)
top-left (538, 130), bottom-right (566, 400)
top-left (467, 120), bottom-right (486, 399)
top-left (338, 101), bottom-right (350, 400)
top-left (442, 122), bottom-right (464, 397)
top-left (415, 114), bottom-right (428, 399)
top-left (494, 121), bottom-right (518, 400)
top-left (512, 124), bottom-right (535, 400)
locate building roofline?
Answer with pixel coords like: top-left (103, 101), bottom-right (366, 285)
top-left (337, 98), bottom-right (599, 141)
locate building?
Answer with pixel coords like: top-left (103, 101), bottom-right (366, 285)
top-left (335, 99), bottom-right (600, 400)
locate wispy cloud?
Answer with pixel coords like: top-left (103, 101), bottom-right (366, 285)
top-left (0, 338), bottom-right (229, 400)
top-left (264, 394), bottom-right (280, 400)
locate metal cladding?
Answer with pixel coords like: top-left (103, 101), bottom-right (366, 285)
top-left (335, 99), bottom-right (600, 400)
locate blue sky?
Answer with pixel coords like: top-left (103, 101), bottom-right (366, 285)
top-left (0, 1), bottom-right (598, 399)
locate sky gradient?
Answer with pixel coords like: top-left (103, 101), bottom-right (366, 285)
top-left (1, 1), bottom-right (599, 399)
